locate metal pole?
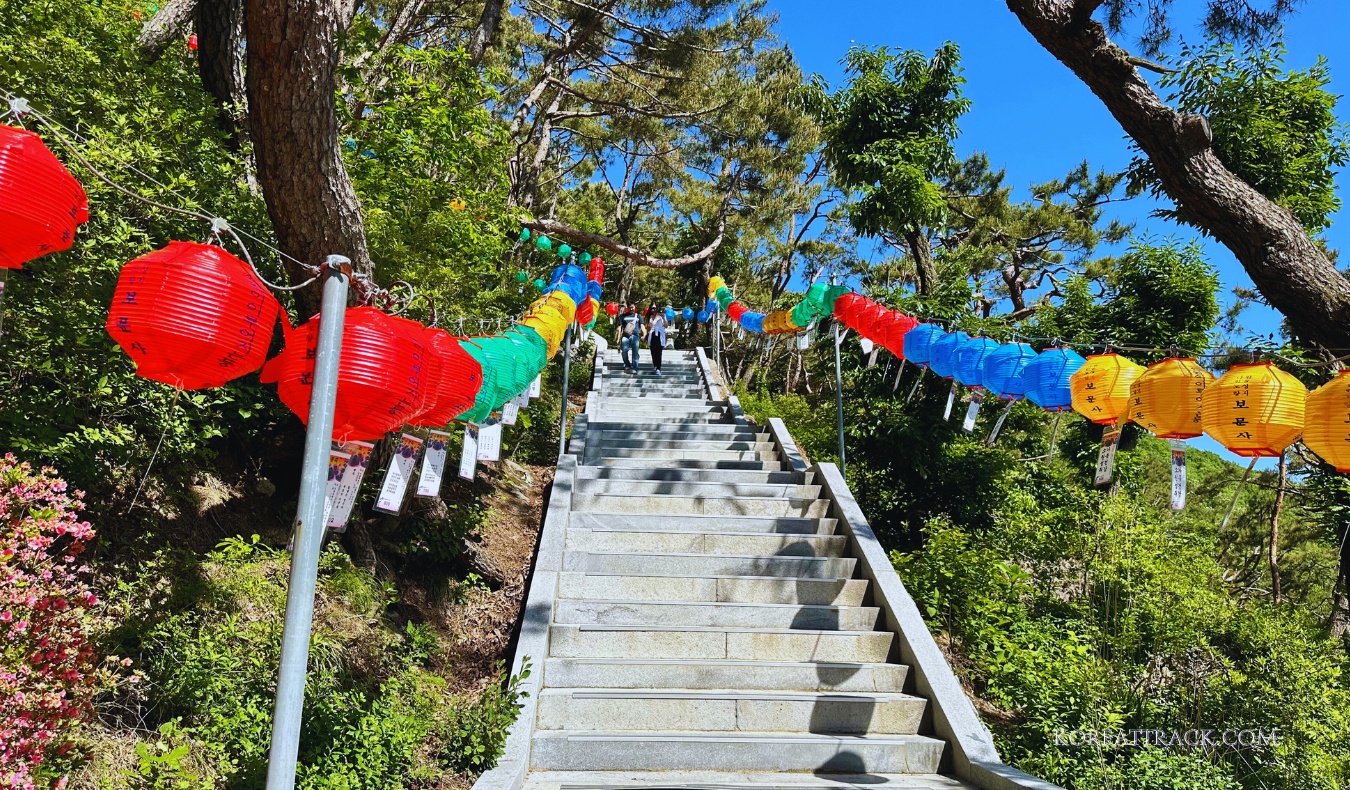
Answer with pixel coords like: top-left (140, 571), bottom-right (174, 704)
top-left (266, 256), bottom-right (350, 790)
top-left (559, 323), bottom-right (573, 453)
top-left (712, 309), bottom-right (721, 378)
top-left (833, 319), bottom-right (846, 476)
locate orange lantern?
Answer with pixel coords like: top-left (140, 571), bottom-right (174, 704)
top-left (1070, 353), bottom-right (1144, 425)
top-left (1300, 371), bottom-right (1350, 471)
top-left (1129, 358), bottom-right (1214, 439)
top-left (1201, 362), bottom-right (1306, 458)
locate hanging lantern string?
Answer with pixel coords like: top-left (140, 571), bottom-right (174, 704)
top-left (0, 88), bottom-right (332, 291)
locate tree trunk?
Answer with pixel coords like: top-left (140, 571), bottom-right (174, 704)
top-left (904, 226), bottom-right (937, 296)
top-left (245, 0), bottom-right (372, 313)
top-left (1333, 523), bottom-right (1350, 642)
top-left (137, 0), bottom-right (199, 59)
top-left (467, 0), bottom-right (507, 65)
top-left (1006, 0), bottom-right (1350, 349)
top-left (196, 0), bottom-right (248, 145)
top-left (1270, 451), bottom-right (1286, 604)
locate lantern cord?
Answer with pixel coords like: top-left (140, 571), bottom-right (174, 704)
top-left (1219, 458), bottom-right (1259, 531)
top-left (125, 390), bottom-right (181, 515)
top-left (0, 88), bottom-right (322, 284)
top-left (1048, 411), bottom-right (1063, 462)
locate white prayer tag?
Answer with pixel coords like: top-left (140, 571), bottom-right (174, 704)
top-left (867, 348), bottom-right (879, 368)
top-left (529, 375), bottom-right (542, 398)
top-left (502, 401), bottom-right (520, 425)
top-left (963, 390), bottom-right (984, 432)
top-left (327, 440), bottom-right (375, 531)
top-left (1095, 422), bottom-right (1123, 487)
top-left (1170, 439), bottom-right (1187, 510)
top-left (459, 424), bottom-right (478, 480)
top-left (860, 337), bottom-right (874, 355)
top-left (943, 383), bottom-right (957, 420)
top-left (416, 430), bottom-right (453, 498)
top-left (796, 333), bottom-right (810, 350)
top-left (374, 434), bottom-right (423, 514)
top-left (476, 420), bottom-right (503, 462)
top-left (322, 450), bottom-right (351, 528)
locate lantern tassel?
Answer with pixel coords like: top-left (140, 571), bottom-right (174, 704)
top-left (943, 382), bottom-right (958, 420)
top-left (126, 389), bottom-right (182, 514)
top-left (1048, 411), bottom-right (1063, 462)
top-left (1220, 458), bottom-right (1259, 531)
top-left (986, 400), bottom-right (1015, 446)
top-left (893, 359), bottom-right (906, 392)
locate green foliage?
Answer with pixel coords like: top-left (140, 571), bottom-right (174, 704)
top-left (811, 43), bottom-right (971, 240)
top-left (1029, 237), bottom-right (1220, 357)
top-left (1128, 41), bottom-right (1350, 232)
top-left (95, 540), bottom-right (525, 787)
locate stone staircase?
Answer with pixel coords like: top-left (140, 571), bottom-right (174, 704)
top-left (476, 347), bottom-right (1060, 790)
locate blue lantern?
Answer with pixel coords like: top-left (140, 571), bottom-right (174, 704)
top-left (955, 337), bottom-right (1000, 388)
top-left (696, 310), bottom-right (710, 322)
top-left (903, 323), bottom-right (943, 368)
top-left (544, 264), bottom-right (587, 305)
top-left (706, 298), bottom-right (718, 313)
top-left (742, 312), bottom-right (765, 333)
top-left (665, 306), bottom-right (676, 321)
top-left (982, 343), bottom-right (1037, 400)
top-left (682, 307), bottom-right (695, 321)
top-left (1023, 348), bottom-right (1087, 411)
top-left (929, 331), bottom-right (969, 380)
top-left (586, 280), bottom-right (603, 300)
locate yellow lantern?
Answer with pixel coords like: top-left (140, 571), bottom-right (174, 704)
top-left (1070, 353), bottom-right (1144, 425)
top-left (707, 276), bottom-right (727, 298)
top-left (1302, 371), bottom-right (1350, 472)
top-left (1201, 362), bottom-right (1306, 458)
top-left (1129, 358), bottom-right (1214, 439)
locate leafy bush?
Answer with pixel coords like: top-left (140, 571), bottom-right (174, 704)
top-left (0, 455), bottom-right (101, 787)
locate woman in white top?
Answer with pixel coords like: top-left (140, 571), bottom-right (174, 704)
top-left (644, 303), bottom-right (668, 375)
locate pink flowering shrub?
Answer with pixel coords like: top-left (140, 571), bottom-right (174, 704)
top-left (0, 455), bottom-right (99, 788)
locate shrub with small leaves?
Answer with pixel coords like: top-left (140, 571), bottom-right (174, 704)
top-left (0, 455), bottom-right (100, 787)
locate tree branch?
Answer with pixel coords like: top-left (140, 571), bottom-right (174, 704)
top-left (1070, 0), bottom-right (1105, 26)
top-left (523, 216), bottom-right (726, 269)
top-left (137, 0), bottom-right (199, 59)
top-left (467, 0), bottom-right (506, 65)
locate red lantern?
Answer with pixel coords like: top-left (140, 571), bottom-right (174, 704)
top-left (106, 241), bottom-right (283, 390)
top-left (575, 298), bottom-right (596, 326)
top-left (0, 125), bottom-right (89, 269)
top-left (605, 302), bottom-right (620, 316)
top-left (882, 311), bottom-right (917, 356)
top-left (853, 299), bottom-right (888, 341)
top-left (411, 327), bottom-right (483, 427)
top-left (188, 34), bottom-right (199, 51)
top-left (261, 307), bottom-right (432, 441)
top-left (727, 301), bottom-right (747, 322)
top-left (832, 293), bottom-right (863, 327)
top-left (588, 258), bottom-right (605, 283)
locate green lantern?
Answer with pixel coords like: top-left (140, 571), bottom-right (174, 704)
top-left (579, 252), bottom-right (592, 265)
top-left (519, 228), bottom-right (531, 242)
top-left (515, 270), bottom-right (529, 283)
top-left (534, 278), bottom-right (546, 291)
top-left (557, 244), bottom-right (572, 259)
top-left (535, 235), bottom-right (552, 252)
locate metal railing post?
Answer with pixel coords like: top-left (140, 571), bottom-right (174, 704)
top-left (833, 319), bottom-right (846, 476)
top-left (265, 256), bottom-right (350, 790)
top-left (559, 324), bottom-right (573, 454)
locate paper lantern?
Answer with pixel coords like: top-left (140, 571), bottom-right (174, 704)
top-left (882, 312), bottom-right (918, 357)
top-left (515, 270), bottom-right (529, 283)
top-left (741, 312), bottom-right (765, 333)
top-left (518, 228), bottom-right (531, 242)
top-left (1023, 348), bottom-right (1086, 411)
top-left (457, 327), bottom-right (548, 424)
top-left (1201, 362), bottom-right (1306, 458)
top-left (535, 235), bottom-right (552, 252)
top-left (262, 307), bottom-right (431, 441)
top-left (588, 258), bottom-right (605, 283)
top-left (533, 278), bottom-right (545, 291)
top-left (953, 337), bottom-right (999, 388)
top-left (682, 307), bottom-right (695, 321)
top-left (982, 342), bottom-right (1037, 400)
top-left (1129, 358), bottom-right (1213, 439)
top-left (697, 310), bottom-right (710, 322)
top-left (707, 276), bottom-right (727, 297)
top-left (1071, 353), bottom-right (1144, 425)
top-left (410, 328), bottom-right (483, 427)
top-left (0, 125), bottom-right (89, 268)
top-left (579, 252), bottom-right (592, 265)
top-left (106, 241), bottom-right (283, 390)
top-left (188, 33), bottom-right (198, 50)
top-left (605, 302), bottom-right (619, 316)
top-left (903, 324), bottom-right (943, 369)
top-left (929, 331), bottom-right (969, 380)
top-left (726, 302), bottom-right (745, 322)
top-left (575, 298), bottom-right (595, 327)
top-left (1303, 371), bottom-right (1350, 472)
top-left (557, 244), bottom-right (572, 259)
top-left (832, 293), bottom-right (864, 327)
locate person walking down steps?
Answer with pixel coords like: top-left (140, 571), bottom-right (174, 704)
top-left (617, 303), bottom-right (643, 373)
top-left (645, 303), bottom-right (667, 375)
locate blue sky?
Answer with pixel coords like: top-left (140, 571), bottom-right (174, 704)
top-left (764, 0), bottom-right (1349, 464)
